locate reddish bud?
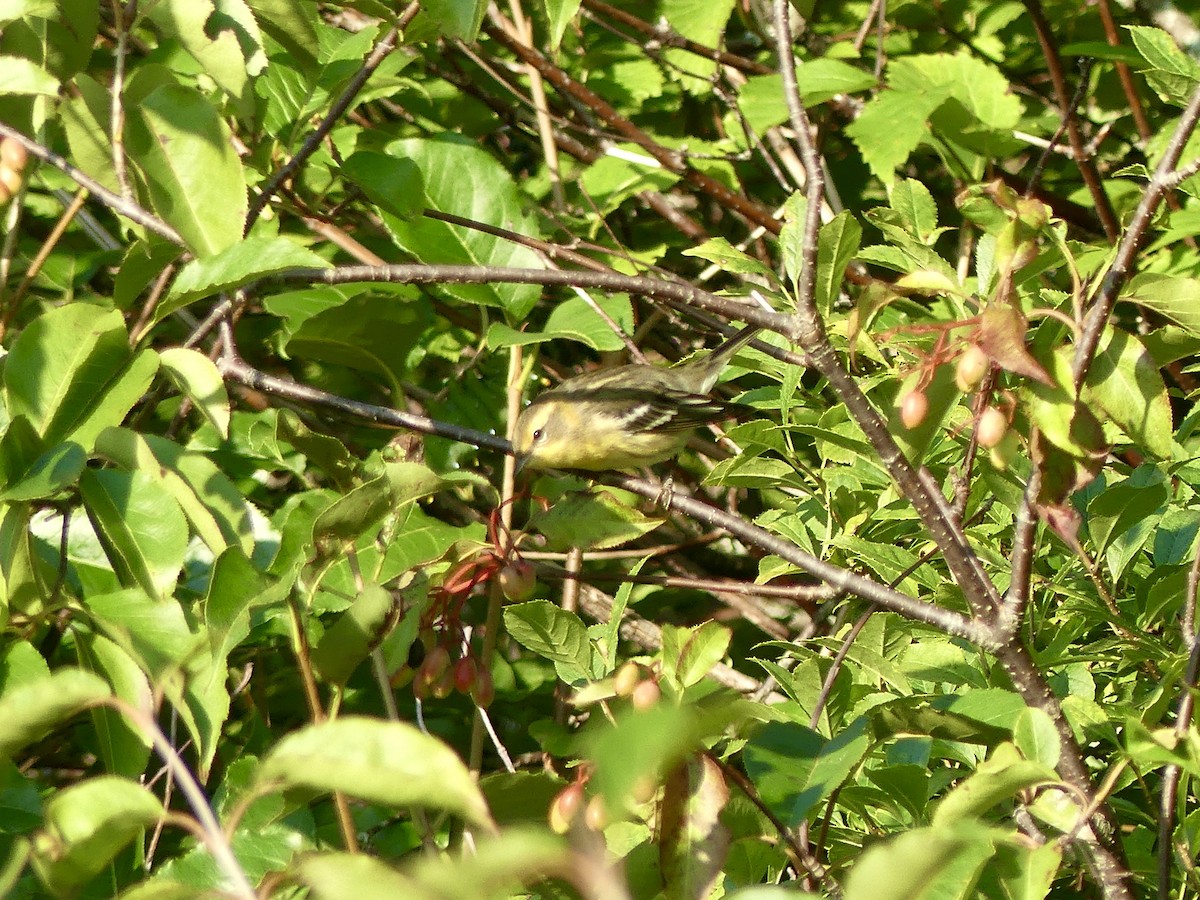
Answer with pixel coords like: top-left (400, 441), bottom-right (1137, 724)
top-left (453, 655), bottom-right (478, 694)
top-left (470, 668), bottom-right (495, 708)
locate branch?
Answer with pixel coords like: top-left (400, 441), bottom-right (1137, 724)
top-left (1022, 0), bottom-right (1121, 240)
top-left (245, 4), bottom-right (419, 229)
top-left (276, 263), bottom-right (793, 335)
top-left (484, 19), bottom-right (782, 235)
top-left (1073, 78), bottom-right (1200, 384)
top-left (0, 122), bottom-right (184, 246)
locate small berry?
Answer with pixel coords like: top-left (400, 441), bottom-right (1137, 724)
top-left (499, 561), bottom-right (536, 601)
top-left (470, 668), bottom-right (495, 708)
top-left (631, 679), bottom-right (661, 710)
top-left (0, 138), bottom-right (27, 171)
top-left (613, 661), bottom-right (642, 698)
top-left (955, 345), bottom-right (990, 392)
top-left (977, 406), bottom-right (1008, 448)
top-left (900, 390), bottom-right (928, 429)
top-left (584, 795), bottom-right (609, 831)
top-left (453, 656), bottom-right (478, 694)
top-left (549, 783), bottom-right (585, 834)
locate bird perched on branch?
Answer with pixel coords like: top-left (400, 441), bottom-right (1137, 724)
top-left (512, 324), bottom-right (761, 472)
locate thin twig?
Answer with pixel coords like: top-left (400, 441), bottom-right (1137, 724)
top-left (110, 699), bottom-right (256, 900)
top-left (0, 123), bottom-right (183, 245)
top-left (244, 6), bottom-right (416, 229)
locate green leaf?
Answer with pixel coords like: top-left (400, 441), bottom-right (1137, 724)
top-left (660, 0), bottom-right (736, 88)
top-left (80, 468), bottom-right (190, 600)
top-left (256, 716), bottom-right (493, 827)
top-left (0, 668), bottom-right (111, 758)
top-left (380, 136), bottom-right (544, 320)
top-left (0, 0), bottom-right (56, 25)
top-left (245, 0), bottom-right (318, 69)
top-left (311, 583), bottom-right (396, 684)
top-left (683, 237), bottom-right (778, 283)
top-left (158, 348), bottom-right (231, 440)
top-left (528, 490), bottom-right (662, 552)
top-left (420, 0), bottom-right (488, 40)
top-left (1085, 328), bottom-right (1173, 458)
top-left (94, 427), bottom-right (256, 556)
top-left (844, 822), bottom-right (997, 900)
top-left (504, 600), bottom-right (601, 685)
top-left (543, 0), bottom-right (582, 49)
top-left (1013, 708), bottom-right (1061, 769)
top-left (163, 236), bottom-right (331, 315)
top-left (203, 547), bottom-right (288, 666)
top-left (0, 55), bottom-right (59, 95)
top-left (1121, 273), bottom-right (1200, 336)
top-left (486, 294), bottom-right (635, 352)
top-left (889, 178), bottom-right (940, 243)
top-left (664, 621), bottom-right (731, 688)
top-left (815, 211), bottom-right (862, 314)
top-left (340, 151), bottom-right (425, 219)
top-left (146, 0), bottom-right (265, 103)
top-left (32, 776), bottom-right (163, 895)
top-left (1128, 25), bottom-right (1200, 104)
top-left (73, 633), bottom-right (153, 779)
top-left (125, 82), bottom-right (248, 256)
top-left (283, 294), bottom-right (430, 396)
top-left (0, 440), bottom-right (85, 501)
top-left (743, 718), bottom-right (872, 824)
top-left (932, 743), bottom-right (1057, 825)
top-left (4, 304), bottom-right (158, 452)
top-left (294, 853), bottom-right (426, 900)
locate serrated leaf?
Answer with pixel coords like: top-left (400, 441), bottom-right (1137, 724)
top-left (504, 600), bottom-right (600, 685)
top-left (379, 136), bottom-right (544, 319)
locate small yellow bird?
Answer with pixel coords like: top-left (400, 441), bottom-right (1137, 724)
top-left (512, 324), bottom-right (761, 472)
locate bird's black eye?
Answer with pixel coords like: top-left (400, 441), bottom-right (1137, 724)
top-left (532, 428), bottom-right (545, 442)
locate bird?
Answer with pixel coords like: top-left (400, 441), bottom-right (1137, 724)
top-left (512, 324), bottom-right (761, 472)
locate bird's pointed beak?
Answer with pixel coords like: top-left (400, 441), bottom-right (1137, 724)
top-left (514, 451), bottom-right (530, 475)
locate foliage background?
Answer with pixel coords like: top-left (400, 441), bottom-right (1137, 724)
top-left (0, 0), bottom-right (1199, 897)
